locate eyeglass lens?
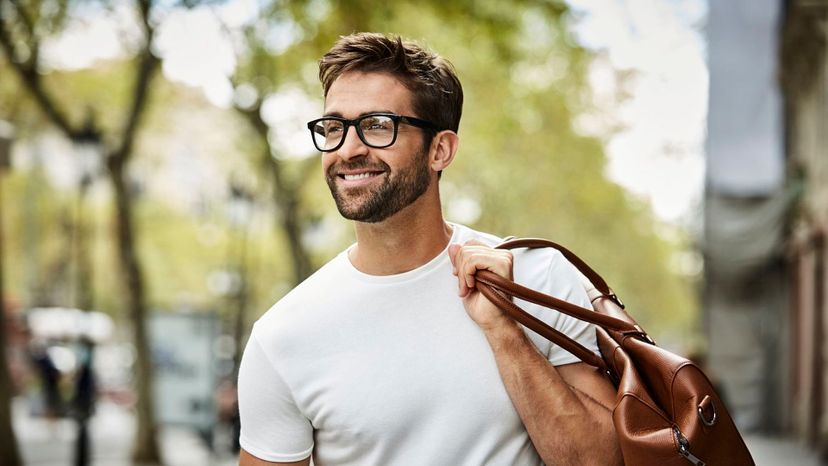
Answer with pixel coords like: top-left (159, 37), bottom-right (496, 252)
top-left (312, 115), bottom-right (396, 151)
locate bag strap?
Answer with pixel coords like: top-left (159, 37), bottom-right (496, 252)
top-left (496, 238), bottom-right (625, 309)
top-left (472, 238), bottom-right (644, 370)
top-left (476, 281), bottom-right (610, 370)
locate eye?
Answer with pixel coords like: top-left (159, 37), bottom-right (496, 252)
top-left (323, 121), bottom-right (343, 134)
top-left (362, 116), bottom-right (393, 131)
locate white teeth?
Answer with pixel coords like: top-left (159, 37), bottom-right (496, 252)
top-left (343, 172), bottom-right (375, 181)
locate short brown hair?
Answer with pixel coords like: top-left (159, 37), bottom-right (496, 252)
top-left (318, 32), bottom-right (463, 134)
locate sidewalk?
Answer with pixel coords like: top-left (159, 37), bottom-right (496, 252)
top-left (14, 397), bottom-right (238, 466)
top-left (745, 434), bottom-right (823, 466)
top-left (15, 395), bottom-right (825, 466)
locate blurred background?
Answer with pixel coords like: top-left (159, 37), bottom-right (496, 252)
top-left (0, 0), bottom-right (825, 464)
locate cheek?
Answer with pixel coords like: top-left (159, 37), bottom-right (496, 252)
top-left (321, 154), bottom-right (336, 175)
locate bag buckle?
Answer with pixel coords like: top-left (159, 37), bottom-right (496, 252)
top-left (634, 325), bottom-right (655, 345)
top-left (621, 326), bottom-right (656, 345)
top-left (607, 293), bottom-right (625, 309)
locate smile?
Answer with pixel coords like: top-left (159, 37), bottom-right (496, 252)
top-left (338, 171), bottom-right (384, 182)
top-left (343, 172), bottom-right (375, 181)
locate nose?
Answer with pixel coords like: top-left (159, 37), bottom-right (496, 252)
top-left (335, 125), bottom-right (369, 161)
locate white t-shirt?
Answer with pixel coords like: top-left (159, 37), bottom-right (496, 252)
top-left (238, 223), bottom-right (599, 465)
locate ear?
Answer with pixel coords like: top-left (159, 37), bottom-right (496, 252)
top-left (429, 130), bottom-right (460, 172)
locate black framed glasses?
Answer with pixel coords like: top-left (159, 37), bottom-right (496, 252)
top-left (306, 113), bottom-right (438, 152)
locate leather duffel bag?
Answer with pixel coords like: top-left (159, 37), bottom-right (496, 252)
top-left (474, 238), bottom-right (755, 466)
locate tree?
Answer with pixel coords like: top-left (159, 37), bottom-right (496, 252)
top-left (0, 121), bottom-right (20, 466)
top-left (222, 0), bottom-right (570, 283)
top-left (230, 0), bottom-right (696, 335)
top-left (0, 0), bottom-right (163, 462)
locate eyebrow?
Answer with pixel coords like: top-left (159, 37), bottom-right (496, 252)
top-left (322, 110), bottom-right (396, 118)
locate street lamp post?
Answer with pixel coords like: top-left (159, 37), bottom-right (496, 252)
top-left (70, 128), bottom-right (102, 466)
top-left (72, 136), bottom-right (102, 313)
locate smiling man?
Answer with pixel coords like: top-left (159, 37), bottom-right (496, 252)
top-left (237, 33), bottom-right (621, 466)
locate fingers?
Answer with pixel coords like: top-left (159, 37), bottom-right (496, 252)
top-left (449, 240), bottom-right (513, 297)
top-left (447, 243), bottom-right (469, 296)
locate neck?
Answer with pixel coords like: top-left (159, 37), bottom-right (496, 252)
top-left (349, 186), bottom-right (452, 275)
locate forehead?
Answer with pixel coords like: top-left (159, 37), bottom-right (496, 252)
top-left (324, 72), bottom-right (414, 117)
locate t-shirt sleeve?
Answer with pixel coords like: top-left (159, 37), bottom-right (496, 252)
top-left (544, 252), bottom-right (600, 366)
top-left (237, 332), bottom-right (314, 462)
top-left (513, 248), bottom-right (600, 367)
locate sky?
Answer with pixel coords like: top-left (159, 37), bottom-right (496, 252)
top-left (36, 0), bottom-right (709, 228)
top-left (566, 0), bottom-right (708, 227)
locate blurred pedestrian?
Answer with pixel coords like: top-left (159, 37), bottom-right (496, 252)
top-left (30, 339), bottom-right (61, 419)
top-left (216, 378), bottom-right (241, 453)
top-left (71, 337), bottom-right (96, 466)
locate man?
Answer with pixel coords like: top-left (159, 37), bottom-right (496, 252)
top-left (238, 32), bottom-right (621, 466)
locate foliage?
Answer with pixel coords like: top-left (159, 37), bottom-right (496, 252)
top-left (0, 0), bottom-right (699, 354)
top-left (260, 0), bottom-right (698, 339)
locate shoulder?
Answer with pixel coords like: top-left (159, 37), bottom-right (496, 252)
top-left (251, 251), bottom-right (350, 345)
top-left (452, 224), bottom-right (581, 291)
top-left (511, 244), bottom-right (590, 309)
top-left (513, 247), bottom-right (572, 281)
top-left (451, 223), bottom-right (503, 246)
top-left (452, 225), bottom-right (568, 270)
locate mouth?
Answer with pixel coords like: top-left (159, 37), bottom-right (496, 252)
top-left (341, 171), bottom-right (383, 181)
top-left (333, 169), bottom-right (386, 187)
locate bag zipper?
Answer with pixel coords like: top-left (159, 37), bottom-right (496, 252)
top-left (673, 426), bottom-right (706, 466)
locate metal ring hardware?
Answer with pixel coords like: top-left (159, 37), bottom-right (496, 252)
top-left (697, 399), bottom-right (718, 427)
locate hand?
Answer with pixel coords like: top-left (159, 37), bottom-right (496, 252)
top-left (448, 240), bottom-right (516, 331)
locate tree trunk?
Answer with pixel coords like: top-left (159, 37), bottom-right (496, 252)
top-left (236, 103), bottom-right (314, 285)
top-left (0, 171), bottom-right (22, 465)
top-left (108, 156), bottom-right (161, 464)
top-left (270, 159), bottom-right (314, 284)
top-left (0, 1), bottom-right (160, 462)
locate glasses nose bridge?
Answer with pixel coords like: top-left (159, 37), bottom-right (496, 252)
top-left (337, 118), bottom-right (369, 154)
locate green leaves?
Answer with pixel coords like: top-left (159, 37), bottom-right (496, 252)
top-left (0, 0), bottom-right (698, 342)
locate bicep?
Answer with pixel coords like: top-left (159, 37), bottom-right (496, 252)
top-left (239, 448), bottom-right (310, 466)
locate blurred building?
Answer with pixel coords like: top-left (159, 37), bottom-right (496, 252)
top-left (704, 0), bottom-right (828, 458)
top-left (783, 0), bottom-right (828, 457)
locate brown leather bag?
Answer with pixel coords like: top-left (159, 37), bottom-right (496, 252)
top-left (474, 238), bottom-right (755, 466)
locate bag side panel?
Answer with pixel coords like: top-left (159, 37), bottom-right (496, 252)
top-left (672, 366), bottom-right (756, 466)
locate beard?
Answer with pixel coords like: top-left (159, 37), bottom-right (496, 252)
top-left (325, 145), bottom-right (432, 223)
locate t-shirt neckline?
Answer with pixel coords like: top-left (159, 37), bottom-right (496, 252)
top-left (341, 223), bottom-right (461, 285)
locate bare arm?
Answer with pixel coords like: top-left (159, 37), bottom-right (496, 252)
top-left (239, 448), bottom-right (310, 466)
top-left (449, 241), bottom-right (622, 465)
top-left (483, 320), bottom-right (621, 465)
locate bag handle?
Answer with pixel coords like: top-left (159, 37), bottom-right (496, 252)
top-left (475, 281), bottom-right (610, 370)
top-left (483, 238), bottom-right (638, 332)
top-left (496, 238), bottom-right (625, 309)
top-left (472, 238), bottom-right (643, 369)
top-left (475, 270), bottom-right (637, 333)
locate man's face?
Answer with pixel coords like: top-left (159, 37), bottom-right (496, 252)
top-left (322, 72), bottom-right (433, 223)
